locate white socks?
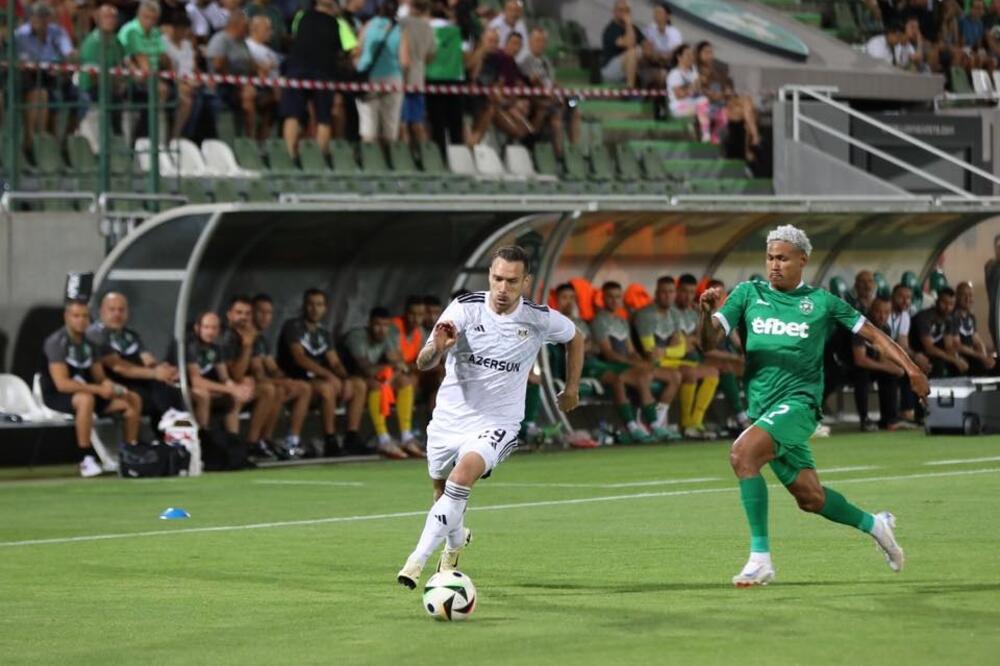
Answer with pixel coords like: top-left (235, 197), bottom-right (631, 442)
top-left (409, 481), bottom-right (471, 565)
top-left (654, 403), bottom-right (669, 429)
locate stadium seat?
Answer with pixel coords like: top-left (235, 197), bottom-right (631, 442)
top-left (588, 144), bottom-right (615, 181)
top-left (928, 269), bottom-right (948, 296)
top-left (32, 132), bottom-right (66, 175)
top-left (417, 142), bottom-right (448, 175)
top-left (562, 145), bottom-right (589, 181)
top-left (179, 179), bottom-right (211, 205)
top-left (994, 71), bottom-right (1000, 96)
top-left (505, 144), bottom-right (557, 182)
top-left (828, 276), bottom-right (850, 300)
top-left (265, 138), bottom-right (298, 174)
top-left (212, 179), bottom-right (242, 203)
top-left (387, 141), bottom-right (424, 177)
top-left (245, 179), bottom-right (274, 202)
top-left (446, 144), bottom-right (479, 178)
top-left (201, 139), bottom-right (260, 178)
top-left (360, 142), bottom-right (393, 176)
top-left (0, 373), bottom-right (50, 421)
top-left (133, 138), bottom-right (179, 177)
top-left (108, 135), bottom-right (133, 176)
top-left (971, 69), bottom-right (994, 96)
top-left (330, 140), bottom-right (362, 176)
top-left (473, 144), bottom-right (519, 180)
top-left (299, 138), bottom-right (332, 175)
top-left (874, 271), bottom-right (890, 298)
top-left (66, 135), bottom-right (97, 175)
top-left (232, 137), bottom-right (268, 173)
top-left (950, 67), bottom-right (974, 94)
top-left (170, 138), bottom-right (216, 177)
top-left (638, 147), bottom-right (668, 181)
top-left (532, 142), bottom-right (560, 179)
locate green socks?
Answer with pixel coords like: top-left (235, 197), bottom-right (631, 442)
top-left (617, 403), bottom-right (637, 424)
top-left (719, 373), bottom-right (744, 413)
top-left (739, 476), bottom-right (770, 553)
top-left (641, 402), bottom-right (658, 425)
top-left (819, 486), bottom-right (876, 534)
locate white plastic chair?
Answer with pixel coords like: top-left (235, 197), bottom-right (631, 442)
top-left (446, 144), bottom-right (479, 178)
top-left (993, 71), bottom-right (1000, 98)
top-left (170, 137), bottom-right (216, 177)
top-left (201, 139), bottom-right (260, 178)
top-left (0, 374), bottom-right (50, 421)
top-left (970, 69), bottom-right (993, 96)
top-left (134, 137), bottom-right (179, 177)
top-left (505, 144), bottom-right (557, 182)
top-left (31, 373), bottom-right (117, 471)
top-left (473, 144), bottom-right (523, 181)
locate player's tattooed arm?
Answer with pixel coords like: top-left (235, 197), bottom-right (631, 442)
top-left (417, 321), bottom-right (458, 371)
top-left (859, 321), bottom-right (930, 400)
top-left (698, 286), bottom-right (725, 351)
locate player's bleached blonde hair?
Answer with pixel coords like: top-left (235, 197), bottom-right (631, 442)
top-left (766, 225), bottom-right (813, 257)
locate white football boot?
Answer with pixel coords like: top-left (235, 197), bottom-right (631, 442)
top-left (731, 555), bottom-right (776, 587)
top-left (871, 511), bottom-right (905, 572)
top-left (437, 528), bottom-right (473, 573)
top-left (396, 558), bottom-right (423, 590)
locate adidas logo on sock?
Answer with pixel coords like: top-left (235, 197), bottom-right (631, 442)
top-left (435, 514), bottom-right (448, 526)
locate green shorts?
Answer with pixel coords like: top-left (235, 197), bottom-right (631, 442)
top-left (751, 401), bottom-right (819, 486)
top-left (583, 357), bottom-right (630, 379)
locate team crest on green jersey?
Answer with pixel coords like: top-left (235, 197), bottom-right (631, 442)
top-left (799, 297), bottom-right (814, 315)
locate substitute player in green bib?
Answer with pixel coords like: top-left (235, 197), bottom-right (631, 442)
top-left (699, 225), bottom-right (929, 587)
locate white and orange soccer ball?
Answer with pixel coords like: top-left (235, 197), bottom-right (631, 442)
top-left (422, 571), bottom-right (477, 621)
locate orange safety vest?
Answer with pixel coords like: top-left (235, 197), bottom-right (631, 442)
top-left (391, 317), bottom-right (424, 365)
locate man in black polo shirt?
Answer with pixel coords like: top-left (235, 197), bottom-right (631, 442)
top-left (184, 311), bottom-right (255, 434)
top-left (279, 0), bottom-right (344, 157)
top-left (851, 297), bottom-right (916, 431)
top-left (600, 0), bottom-right (644, 88)
top-left (953, 281), bottom-right (996, 376)
top-left (219, 295), bottom-right (282, 459)
top-left (910, 287), bottom-right (967, 378)
top-left (86, 292), bottom-right (183, 431)
top-left (252, 293), bottom-right (313, 458)
top-left (42, 300), bottom-right (143, 477)
top-left (277, 288), bottom-right (366, 456)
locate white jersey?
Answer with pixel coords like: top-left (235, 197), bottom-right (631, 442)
top-left (427, 292), bottom-right (577, 435)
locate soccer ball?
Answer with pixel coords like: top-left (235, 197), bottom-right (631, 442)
top-left (422, 571), bottom-right (477, 621)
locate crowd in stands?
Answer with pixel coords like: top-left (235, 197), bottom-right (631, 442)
top-left (863, 0), bottom-right (1000, 79)
top-left (40, 287), bottom-right (446, 476)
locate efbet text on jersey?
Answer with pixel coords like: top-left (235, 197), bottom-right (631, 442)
top-left (465, 353), bottom-right (522, 373)
top-left (751, 317), bottom-right (811, 338)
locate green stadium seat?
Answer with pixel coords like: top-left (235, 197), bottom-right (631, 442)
top-left (387, 142), bottom-right (423, 177)
top-left (950, 67), bottom-right (974, 94)
top-left (614, 144), bottom-right (642, 181)
top-left (265, 138), bottom-right (298, 173)
top-left (32, 133), bottom-right (66, 175)
top-left (232, 138), bottom-right (268, 172)
top-left (359, 142), bottom-right (393, 176)
top-left (928, 269), bottom-right (949, 295)
top-left (874, 271), bottom-right (890, 298)
top-left (212, 179), bottom-right (241, 203)
top-left (828, 276), bottom-right (850, 300)
top-left (588, 144), bottom-right (615, 181)
top-left (562, 145), bottom-right (589, 181)
top-left (298, 138), bottom-right (331, 175)
top-left (833, 2), bottom-right (861, 42)
top-left (246, 179), bottom-right (274, 202)
top-left (532, 143), bottom-right (560, 178)
top-left (331, 140), bottom-right (362, 176)
top-left (66, 136), bottom-right (97, 175)
top-left (417, 142), bottom-right (448, 175)
top-left (639, 147), bottom-right (668, 181)
top-left (179, 179), bottom-right (210, 204)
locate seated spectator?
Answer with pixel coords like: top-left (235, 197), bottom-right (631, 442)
top-left (399, 0), bottom-right (436, 144)
top-left (985, 0), bottom-right (1000, 63)
top-left (953, 281), bottom-right (996, 374)
top-left (246, 14), bottom-right (282, 79)
top-left (218, 295), bottom-right (283, 460)
top-left (279, 0), bottom-right (344, 157)
top-left (849, 270), bottom-right (877, 313)
top-left (900, 15), bottom-right (930, 72)
top-left (419, 294), bottom-right (445, 411)
top-left (467, 29), bottom-right (531, 145)
top-left (852, 297), bottom-right (916, 431)
top-left (639, 2), bottom-right (681, 89)
top-left (986, 233), bottom-right (1000, 348)
top-left (250, 294), bottom-right (313, 459)
top-left (910, 287), bottom-right (967, 377)
top-left (671, 274), bottom-right (724, 439)
top-left (600, 0), bottom-right (643, 88)
top-left (392, 295), bottom-right (426, 369)
top-left (426, 4), bottom-right (466, 149)
top-left (590, 281), bottom-right (662, 444)
top-left (42, 300), bottom-right (143, 478)
top-left (422, 294), bottom-right (444, 337)
top-left (518, 27), bottom-right (582, 157)
top-left (696, 41), bottom-right (760, 157)
top-left (901, 0), bottom-right (936, 42)
top-left (162, 13), bottom-right (200, 139)
top-left (208, 10), bottom-right (277, 139)
top-left (343, 307), bottom-right (422, 458)
top-left (666, 44), bottom-right (711, 143)
top-left (86, 292), bottom-right (183, 432)
top-left (186, 0), bottom-right (231, 42)
top-left (118, 0), bottom-right (178, 140)
top-left (889, 283), bottom-right (930, 421)
top-left (276, 288), bottom-right (366, 456)
top-left (487, 0), bottom-right (527, 58)
top-left (355, 0), bottom-right (403, 144)
top-left (633, 276), bottom-right (716, 440)
top-left (698, 278), bottom-right (749, 431)
top-left (16, 2), bottom-right (77, 152)
top-left (78, 4), bottom-right (126, 133)
top-left (865, 21), bottom-right (915, 68)
top-left (183, 311), bottom-right (255, 437)
top-left (245, 0), bottom-right (287, 51)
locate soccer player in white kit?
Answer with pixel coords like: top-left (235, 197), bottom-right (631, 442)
top-left (397, 246), bottom-right (585, 588)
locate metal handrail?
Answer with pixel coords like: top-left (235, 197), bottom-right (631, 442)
top-left (96, 192), bottom-right (188, 213)
top-left (0, 191), bottom-right (97, 212)
top-left (782, 84), bottom-right (1000, 198)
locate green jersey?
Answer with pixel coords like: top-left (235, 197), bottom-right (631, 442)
top-left (591, 310), bottom-right (631, 357)
top-left (715, 280), bottom-right (864, 416)
top-left (632, 304), bottom-right (679, 353)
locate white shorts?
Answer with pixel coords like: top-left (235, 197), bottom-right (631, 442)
top-left (426, 424), bottom-right (520, 481)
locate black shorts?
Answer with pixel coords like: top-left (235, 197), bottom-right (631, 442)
top-left (279, 85), bottom-right (333, 125)
top-left (42, 390), bottom-right (110, 416)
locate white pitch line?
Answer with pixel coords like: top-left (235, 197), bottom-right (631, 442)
top-left (924, 455), bottom-right (1000, 466)
top-left (490, 476), bottom-right (721, 489)
top-left (818, 466), bottom-right (880, 474)
top-left (1, 467), bottom-right (998, 549)
top-left (253, 480), bottom-right (366, 487)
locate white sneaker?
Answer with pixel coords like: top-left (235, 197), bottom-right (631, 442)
top-left (684, 425), bottom-right (718, 441)
top-left (79, 455), bottom-right (102, 478)
top-left (437, 528), bottom-right (473, 572)
top-left (732, 557), bottom-right (776, 587)
top-left (397, 558), bottom-right (423, 589)
top-left (812, 424), bottom-right (831, 438)
top-left (871, 511), bottom-right (905, 572)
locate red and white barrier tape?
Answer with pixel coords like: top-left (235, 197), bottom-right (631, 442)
top-left (8, 59), bottom-right (669, 98)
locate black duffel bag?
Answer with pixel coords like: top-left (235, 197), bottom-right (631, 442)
top-left (119, 442), bottom-right (191, 478)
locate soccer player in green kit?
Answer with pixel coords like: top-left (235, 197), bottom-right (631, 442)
top-left (699, 225), bottom-right (930, 587)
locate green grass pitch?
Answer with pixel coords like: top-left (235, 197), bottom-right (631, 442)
top-left (1, 432), bottom-right (998, 665)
